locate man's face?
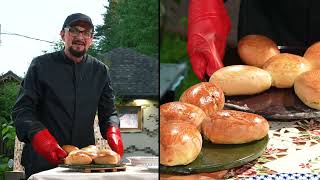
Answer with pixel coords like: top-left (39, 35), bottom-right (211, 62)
top-left (61, 22), bottom-right (93, 57)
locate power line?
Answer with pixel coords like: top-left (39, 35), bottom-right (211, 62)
top-left (0, 24), bottom-right (56, 44)
top-left (0, 32), bottom-right (55, 44)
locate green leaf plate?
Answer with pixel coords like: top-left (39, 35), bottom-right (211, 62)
top-left (160, 135), bottom-right (269, 174)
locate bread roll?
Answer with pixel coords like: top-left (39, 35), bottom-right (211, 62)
top-left (179, 82), bottom-right (224, 116)
top-left (80, 145), bottom-right (99, 159)
top-left (62, 145), bottom-right (79, 155)
top-left (160, 122), bottom-right (202, 166)
top-left (294, 70), bottom-right (320, 110)
top-left (202, 110), bottom-right (269, 144)
top-left (65, 150), bottom-right (93, 165)
top-left (209, 65), bottom-right (272, 96)
top-left (238, 34), bottom-right (280, 67)
top-left (93, 149), bottom-right (120, 164)
top-left (262, 53), bottom-right (312, 88)
top-left (160, 101), bottom-right (207, 129)
top-left (304, 41), bottom-right (320, 69)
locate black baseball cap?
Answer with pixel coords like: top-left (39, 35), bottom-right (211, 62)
top-left (62, 13), bottom-right (94, 30)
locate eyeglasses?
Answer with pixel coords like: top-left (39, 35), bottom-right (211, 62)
top-left (64, 26), bottom-right (93, 38)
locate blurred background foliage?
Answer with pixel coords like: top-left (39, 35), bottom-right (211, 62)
top-left (160, 0), bottom-right (200, 100)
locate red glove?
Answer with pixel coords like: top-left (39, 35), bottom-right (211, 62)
top-left (187, 0), bottom-right (231, 81)
top-left (31, 129), bottom-right (67, 165)
top-left (105, 125), bottom-right (124, 158)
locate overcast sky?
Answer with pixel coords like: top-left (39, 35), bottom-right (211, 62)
top-left (0, 0), bottom-right (108, 77)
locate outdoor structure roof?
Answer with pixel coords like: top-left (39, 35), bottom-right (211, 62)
top-left (0, 70), bottom-right (22, 83)
top-left (99, 48), bottom-right (159, 99)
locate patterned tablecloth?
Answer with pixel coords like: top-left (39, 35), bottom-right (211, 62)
top-left (160, 119), bottom-right (320, 180)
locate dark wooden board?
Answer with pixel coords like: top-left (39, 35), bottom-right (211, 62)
top-left (58, 164), bottom-right (126, 173)
top-left (222, 46), bottom-right (320, 120)
top-left (224, 87), bottom-right (320, 120)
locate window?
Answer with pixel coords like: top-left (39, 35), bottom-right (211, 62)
top-left (117, 106), bottom-right (143, 132)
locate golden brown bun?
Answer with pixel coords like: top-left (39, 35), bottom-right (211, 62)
top-left (93, 149), bottom-right (120, 164)
top-left (65, 150), bottom-right (93, 165)
top-left (209, 65), bottom-right (272, 96)
top-left (304, 41), bottom-right (320, 69)
top-left (262, 53), bottom-right (312, 88)
top-left (80, 145), bottom-right (99, 159)
top-left (202, 110), bottom-right (269, 144)
top-left (238, 35), bottom-right (280, 67)
top-left (160, 102), bottom-right (207, 129)
top-left (62, 145), bottom-right (79, 155)
top-left (160, 122), bottom-right (202, 166)
top-left (179, 82), bottom-right (224, 116)
top-left (294, 70), bottom-right (320, 110)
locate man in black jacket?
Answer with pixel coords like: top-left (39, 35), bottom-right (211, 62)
top-left (12, 13), bottom-right (124, 178)
top-left (188, 0), bottom-right (320, 81)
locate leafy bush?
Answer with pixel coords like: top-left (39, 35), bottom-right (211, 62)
top-left (0, 81), bottom-right (19, 179)
top-left (0, 155), bottom-right (11, 180)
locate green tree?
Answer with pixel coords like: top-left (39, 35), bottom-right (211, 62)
top-left (0, 82), bottom-right (20, 124)
top-left (95, 0), bottom-right (158, 58)
top-left (0, 81), bottom-right (20, 175)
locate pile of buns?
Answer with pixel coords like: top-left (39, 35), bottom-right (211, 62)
top-left (160, 82), bottom-right (269, 166)
top-left (62, 145), bottom-right (120, 165)
top-left (210, 34), bottom-right (320, 110)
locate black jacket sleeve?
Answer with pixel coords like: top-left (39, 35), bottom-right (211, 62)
top-left (12, 58), bottom-right (46, 143)
top-left (98, 65), bottom-right (120, 136)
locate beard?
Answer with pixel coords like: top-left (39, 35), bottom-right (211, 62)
top-left (68, 46), bottom-right (86, 57)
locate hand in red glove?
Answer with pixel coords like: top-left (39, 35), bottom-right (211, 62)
top-left (31, 129), bottom-right (67, 165)
top-left (105, 125), bottom-right (124, 158)
top-left (187, 0), bottom-right (231, 81)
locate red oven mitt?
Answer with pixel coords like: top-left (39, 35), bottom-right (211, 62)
top-left (105, 125), bottom-right (124, 158)
top-left (31, 129), bottom-right (67, 164)
top-left (187, 0), bottom-right (231, 81)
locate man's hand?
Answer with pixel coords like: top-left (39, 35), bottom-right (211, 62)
top-left (105, 125), bottom-right (124, 158)
top-left (187, 0), bottom-right (231, 81)
top-left (31, 129), bottom-right (67, 164)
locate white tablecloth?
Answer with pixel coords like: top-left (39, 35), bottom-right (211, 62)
top-left (28, 165), bottom-right (158, 180)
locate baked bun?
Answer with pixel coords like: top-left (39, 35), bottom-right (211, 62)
top-left (65, 150), bottom-right (93, 165)
top-left (93, 149), bottom-right (120, 164)
top-left (80, 145), bottom-right (99, 159)
top-left (160, 102), bottom-right (207, 129)
top-left (179, 82), bottom-right (224, 116)
top-left (294, 70), bottom-right (320, 110)
top-left (202, 110), bottom-right (269, 144)
top-left (62, 145), bottom-right (79, 155)
top-left (262, 53), bottom-right (312, 88)
top-left (304, 41), bottom-right (320, 69)
top-left (160, 122), bottom-right (202, 166)
top-left (238, 34), bottom-right (280, 67)
top-left (209, 65), bottom-right (272, 96)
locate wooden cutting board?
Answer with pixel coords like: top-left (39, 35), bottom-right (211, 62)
top-left (160, 136), bottom-right (268, 174)
top-left (222, 47), bottom-right (320, 120)
top-left (224, 87), bottom-right (320, 120)
top-left (58, 164), bottom-right (126, 173)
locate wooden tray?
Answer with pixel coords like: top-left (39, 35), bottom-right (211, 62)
top-left (224, 87), bottom-right (320, 120)
top-left (59, 164), bottom-right (126, 173)
top-left (160, 135), bottom-right (268, 174)
top-left (222, 47), bottom-right (320, 120)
